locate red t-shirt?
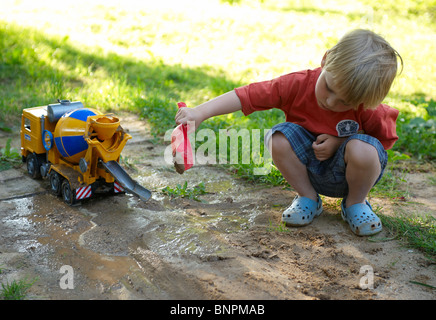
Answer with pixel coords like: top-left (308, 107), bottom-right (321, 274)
top-left (235, 67), bottom-right (399, 150)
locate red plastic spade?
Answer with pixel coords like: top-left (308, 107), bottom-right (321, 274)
top-left (171, 102), bottom-right (193, 173)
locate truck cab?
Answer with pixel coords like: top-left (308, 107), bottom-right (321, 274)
top-left (20, 105), bottom-right (54, 178)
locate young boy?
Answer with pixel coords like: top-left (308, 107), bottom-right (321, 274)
top-left (175, 29), bottom-right (402, 236)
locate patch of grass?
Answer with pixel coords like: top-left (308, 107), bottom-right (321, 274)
top-left (0, 23), bottom-right (241, 131)
top-left (0, 138), bottom-right (22, 172)
top-left (0, 277), bottom-right (37, 300)
top-left (393, 97), bottom-right (436, 160)
top-left (370, 165), bottom-right (409, 199)
top-left (266, 219), bottom-right (290, 233)
top-left (378, 212), bottom-right (436, 259)
top-left (231, 163), bottom-right (288, 186)
top-left (161, 181), bottom-right (207, 201)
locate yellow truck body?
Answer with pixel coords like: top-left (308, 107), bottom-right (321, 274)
top-left (20, 100), bottom-right (151, 205)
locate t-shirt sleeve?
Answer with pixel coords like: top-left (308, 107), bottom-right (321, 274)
top-left (235, 79), bottom-right (283, 116)
top-left (362, 105), bottom-right (399, 150)
top-left (234, 73), bottom-right (299, 116)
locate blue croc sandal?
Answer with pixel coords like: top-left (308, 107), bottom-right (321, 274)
top-left (341, 199), bottom-right (382, 236)
top-left (282, 195), bottom-right (323, 226)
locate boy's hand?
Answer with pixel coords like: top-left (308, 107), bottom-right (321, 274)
top-left (175, 107), bottom-right (203, 130)
top-left (312, 134), bottom-right (345, 161)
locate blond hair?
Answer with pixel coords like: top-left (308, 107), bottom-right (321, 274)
top-left (324, 29), bottom-right (403, 109)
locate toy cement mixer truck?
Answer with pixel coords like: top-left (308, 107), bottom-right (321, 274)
top-left (20, 100), bottom-right (151, 205)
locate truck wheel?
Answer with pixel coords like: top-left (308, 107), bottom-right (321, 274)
top-left (26, 153), bottom-right (41, 179)
top-left (61, 180), bottom-right (76, 206)
top-left (49, 171), bottom-right (62, 196)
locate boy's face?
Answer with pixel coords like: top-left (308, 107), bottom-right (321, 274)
top-left (315, 70), bottom-right (356, 112)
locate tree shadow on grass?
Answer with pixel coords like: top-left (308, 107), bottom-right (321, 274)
top-left (0, 22), bottom-right (242, 135)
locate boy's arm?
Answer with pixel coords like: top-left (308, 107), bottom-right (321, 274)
top-left (175, 90), bottom-right (242, 129)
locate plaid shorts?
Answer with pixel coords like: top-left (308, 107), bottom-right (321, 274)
top-left (266, 122), bottom-right (388, 198)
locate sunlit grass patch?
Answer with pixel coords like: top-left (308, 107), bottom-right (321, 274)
top-left (378, 212), bottom-right (436, 258)
top-left (0, 0), bottom-right (434, 160)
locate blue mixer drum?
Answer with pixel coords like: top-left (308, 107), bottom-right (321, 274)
top-left (54, 108), bottom-right (101, 164)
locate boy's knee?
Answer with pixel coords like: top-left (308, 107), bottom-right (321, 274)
top-left (344, 139), bottom-right (380, 166)
top-left (270, 132), bottom-right (292, 156)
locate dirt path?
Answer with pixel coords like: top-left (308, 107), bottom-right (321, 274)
top-left (0, 114), bottom-right (434, 300)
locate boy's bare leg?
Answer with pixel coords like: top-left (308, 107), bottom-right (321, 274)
top-left (344, 139), bottom-right (381, 208)
top-left (270, 132), bottom-right (318, 202)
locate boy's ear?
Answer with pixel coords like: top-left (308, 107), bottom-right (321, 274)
top-left (321, 50), bottom-right (329, 68)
